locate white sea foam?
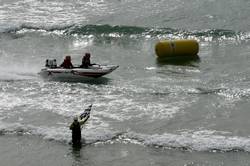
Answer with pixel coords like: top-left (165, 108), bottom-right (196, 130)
top-left (1, 120), bottom-right (250, 152)
top-left (125, 131), bottom-right (250, 152)
top-left (0, 121), bottom-right (119, 145)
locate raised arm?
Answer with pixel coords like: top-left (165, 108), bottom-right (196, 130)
top-left (79, 115), bottom-right (90, 126)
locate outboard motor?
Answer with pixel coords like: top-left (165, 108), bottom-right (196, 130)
top-left (52, 59), bottom-right (57, 68)
top-left (45, 59), bottom-right (49, 67)
top-left (45, 59), bottom-right (57, 68)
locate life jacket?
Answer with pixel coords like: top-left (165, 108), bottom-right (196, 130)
top-left (81, 55), bottom-right (91, 68)
top-left (60, 59), bottom-right (73, 69)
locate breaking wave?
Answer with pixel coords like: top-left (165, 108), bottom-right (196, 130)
top-left (0, 121), bottom-right (122, 145)
top-left (122, 131), bottom-right (250, 152)
top-left (2, 24), bottom-right (250, 42)
top-left (1, 121), bottom-right (250, 152)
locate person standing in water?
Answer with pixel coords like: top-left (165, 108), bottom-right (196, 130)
top-left (69, 116), bottom-right (89, 145)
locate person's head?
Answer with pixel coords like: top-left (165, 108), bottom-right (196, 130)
top-left (73, 116), bottom-right (78, 122)
top-left (85, 53), bottom-right (91, 58)
top-left (65, 56), bottom-right (71, 61)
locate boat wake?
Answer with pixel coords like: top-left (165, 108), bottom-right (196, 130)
top-left (0, 69), bottom-right (38, 81)
top-left (0, 61), bottom-right (40, 81)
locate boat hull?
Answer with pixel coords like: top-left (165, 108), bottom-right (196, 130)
top-left (38, 65), bottom-right (119, 80)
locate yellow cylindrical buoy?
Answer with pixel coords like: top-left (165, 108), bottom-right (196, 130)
top-left (155, 39), bottom-right (199, 58)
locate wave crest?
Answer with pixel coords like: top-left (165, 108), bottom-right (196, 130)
top-left (123, 131), bottom-right (250, 152)
top-left (1, 121), bottom-right (250, 152)
top-left (1, 24), bottom-right (250, 42)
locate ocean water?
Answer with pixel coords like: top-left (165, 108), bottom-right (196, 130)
top-left (1, 0), bottom-right (250, 165)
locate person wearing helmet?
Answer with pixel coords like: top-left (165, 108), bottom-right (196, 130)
top-left (80, 53), bottom-right (92, 68)
top-left (69, 115), bottom-right (89, 145)
top-left (60, 56), bottom-right (74, 69)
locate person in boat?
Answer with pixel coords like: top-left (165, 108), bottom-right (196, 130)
top-left (80, 53), bottom-right (92, 68)
top-left (69, 116), bottom-right (89, 145)
top-left (60, 56), bottom-right (74, 69)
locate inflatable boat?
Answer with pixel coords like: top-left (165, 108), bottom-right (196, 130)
top-left (39, 64), bottom-right (119, 80)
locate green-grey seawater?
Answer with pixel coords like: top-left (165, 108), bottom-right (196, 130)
top-left (0, 0), bottom-right (250, 165)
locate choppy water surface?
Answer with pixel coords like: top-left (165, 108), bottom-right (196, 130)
top-left (1, 0), bottom-right (250, 165)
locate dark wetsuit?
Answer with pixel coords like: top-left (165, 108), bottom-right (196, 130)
top-left (70, 121), bottom-right (82, 145)
top-left (80, 56), bottom-right (91, 68)
top-left (60, 60), bottom-right (74, 69)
